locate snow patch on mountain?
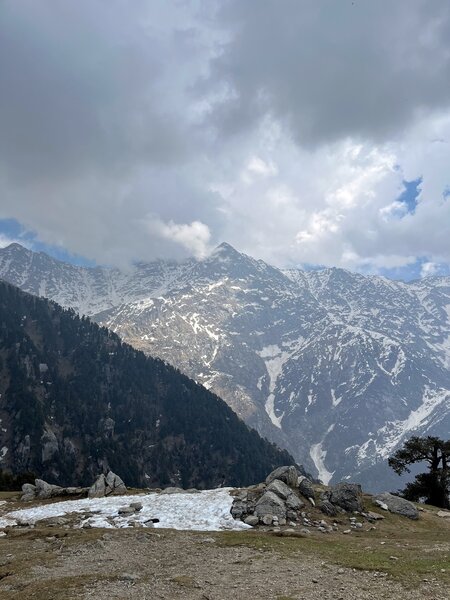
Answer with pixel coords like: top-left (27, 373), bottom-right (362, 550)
top-left (310, 425), bottom-right (335, 485)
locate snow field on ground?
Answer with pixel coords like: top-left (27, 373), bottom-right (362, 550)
top-left (0, 488), bottom-right (250, 532)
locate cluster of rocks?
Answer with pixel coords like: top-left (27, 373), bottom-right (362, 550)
top-left (20, 470), bottom-right (126, 502)
top-left (21, 479), bottom-right (88, 502)
top-left (231, 466), bottom-right (365, 529)
top-left (231, 465), bottom-right (421, 532)
top-left (88, 471), bottom-right (127, 499)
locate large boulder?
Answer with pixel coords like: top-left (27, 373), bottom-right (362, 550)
top-left (319, 499), bottom-right (339, 516)
top-left (88, 474), bottom-right (107, 499)
top-left (374, 493), bottom-right (419, 520)
top-left (89, 471), bottom-right (126, 499)
top-left (328, 483), bottom-right (363, 512)
top-left (21, 482), bottom-right (36, 502)
top-left (298, 476), bottom-right (315, 500)
top-left (266, 466), bottom-right (299, 488)
top-left (267, 479), bottom-right (294, 501)
top-left (255, 490), bottom-right (287, 520)
top-left (105, 471), bottom-right (126, 495)
top-left (35, 478), bottom-right (64, 500)
top-left (267, 479), bottom-right (304, 511)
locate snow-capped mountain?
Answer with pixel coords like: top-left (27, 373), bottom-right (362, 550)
top-left (1, 241), bottom-right (449, 491)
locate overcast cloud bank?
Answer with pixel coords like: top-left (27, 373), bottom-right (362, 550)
top-left (1, 0), bottom-right (450, 275)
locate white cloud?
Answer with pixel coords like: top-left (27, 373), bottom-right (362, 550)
top-left (0, 234), bottom-right (23, 248)
top-left (153, 219), bottom-right (211, 259)
top-left (421, 261), bottom-right (439, 277)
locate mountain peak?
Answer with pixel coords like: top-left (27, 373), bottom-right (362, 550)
top-left (212, 242), bottom-right (241, 257)
top-left (4, 242), bottom-right (29, 253)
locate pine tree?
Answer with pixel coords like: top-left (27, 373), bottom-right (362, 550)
top-left (388, 436), bottom-right (450, 509)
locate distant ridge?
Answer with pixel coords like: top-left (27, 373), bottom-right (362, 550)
top-left (0, 279), bottom-right (296, 488)
top-left (1, 242), bottom-right (450, 491)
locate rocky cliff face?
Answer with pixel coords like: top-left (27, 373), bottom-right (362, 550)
top-left (1, 242), bottom-right (450, 491)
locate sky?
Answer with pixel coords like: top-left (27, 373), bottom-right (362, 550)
top-left (1, 0), bottom-right (450, 279)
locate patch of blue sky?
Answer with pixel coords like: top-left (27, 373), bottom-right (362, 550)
top-left (397, 177), bottom-right (422, 215)
top-left (0, 218), bottom-right (96, 267)
top-left (379, 258), bottom-right (450, 282)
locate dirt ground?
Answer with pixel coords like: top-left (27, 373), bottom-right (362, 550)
top-left (0, 525), bottom-right (449, 600)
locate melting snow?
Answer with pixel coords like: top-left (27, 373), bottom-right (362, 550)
top-left (310, 425), bottom-right (335, 485)
top-left (0, 488), bottom-right (250, 532)
top-left (257, 345), bottom-right (289, 428)
top-left (355, 388), bottom-right (450, 464)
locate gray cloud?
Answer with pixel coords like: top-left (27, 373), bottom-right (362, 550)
top-left (207, 0), bottom-right (450, 145)
top-left (0, 0), bottom-right (450, 272)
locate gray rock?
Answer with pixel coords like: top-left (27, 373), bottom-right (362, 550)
top-left (267, 478), bottom-right (304, 512)
top-left (286, 493), bottom-right (304, 511)
top-left (89, 474), bottom-right (107, 499)
top-left (328, 483), bottom-right (364, 512)
top-left (364, 511), bottom-right (385, 521)
top-left (260, 514), bottom-right (273, 525)
top-left (244, 515), bottom-right (259, 526)
top-left (374, 493), bottom-right (419, 520)
top-left (22, 483), bottom-right (36, 495)
top-left (437, 510), bottom-right (450, 518)
top-left (266, 466), bottom-right (299, 488)
top-left (129, 502), bottom-right (143, 512)
top-left (231, 498), bottom-right (247, 519)
top-left (267, 479), bottom-right (293, 500)
top-left (298, 476), bottom-right (315, 500)
top-left (105, 471), bottom-right (127, 496)
top-left (319, 499), bottom-right (339, 516)
top-left (255, 490), bottom-right (287, 520)
top-left (35, 479), bottom-right (63, 500)
top-left (20, 483), bottom-right (36, 502)
top-left (118, 506), bottom-right (135, 515)
top-left (20, 493), bottom-right (35, 502)
top-left (160, 486), bottom-right (184, 494)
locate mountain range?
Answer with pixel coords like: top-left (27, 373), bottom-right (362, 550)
top-left (1, 241), bottom-right (449, 491)
top-left (0, 279), bottom-right (294, 488)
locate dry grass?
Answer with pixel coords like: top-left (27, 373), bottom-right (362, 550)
top-left (217, 504), bottom-right (450, 587)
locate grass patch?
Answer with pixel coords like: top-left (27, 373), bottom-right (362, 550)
top-left (217, 508), bottom-right (450, 587)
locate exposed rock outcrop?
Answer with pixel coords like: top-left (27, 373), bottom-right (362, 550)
top-left (266, 466), bottom-right (299, 488)
top-left (374, 492), bottom-right (419, 520)
top-left (230, 467), bottom-right (379, 530)
top-left (21, 471), bottom-right (125, 502)
top-left (89, 471), bottom-right (126, 499)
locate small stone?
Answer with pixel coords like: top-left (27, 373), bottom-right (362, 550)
top-left (118, 506), bottom-right (135, 515)
top-left (343, 529), bottom-right (351, 534)
top-left (261, 514), bottom-right (273, 525)
top-left (121, 573), bottom-right (139, 582)
top-left (244, 515), bottom-right (259, 526)
top-left (129, 502), bottom-right (143, 512)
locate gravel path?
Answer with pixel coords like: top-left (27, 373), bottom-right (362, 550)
top-left (1, 528), bottom-right (448, 600)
